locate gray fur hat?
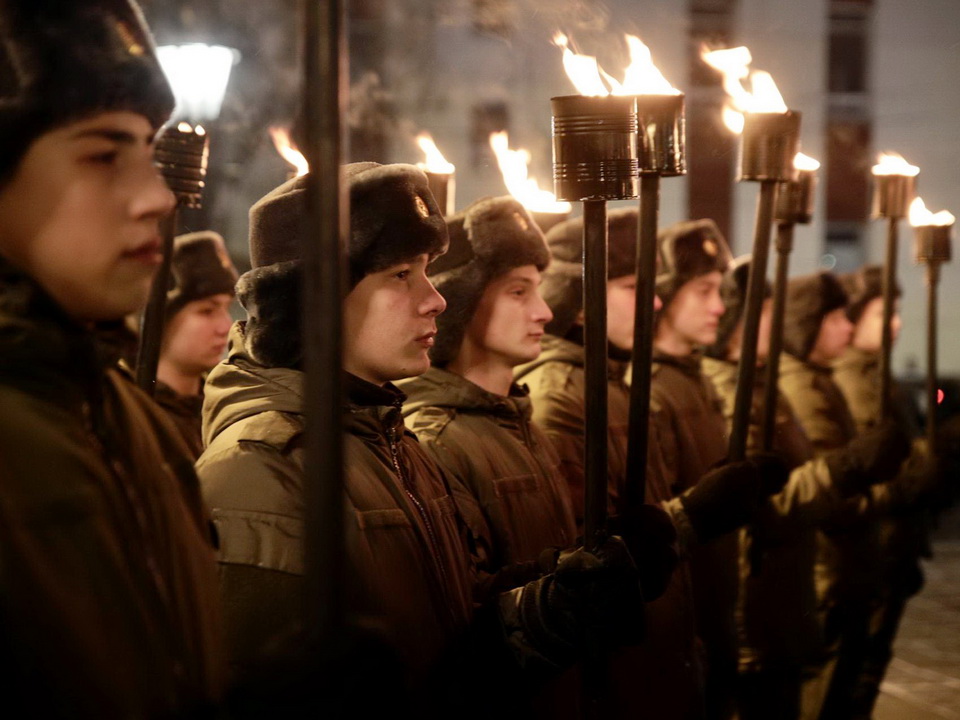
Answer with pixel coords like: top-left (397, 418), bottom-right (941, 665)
top-left (706, 254), bottom-right (771, 359)
top-left (165, 231), bottom-right (238, 320)
top-left (239, 162), bottom-right (449, 369)
top-left (540, 207), bottom-right (640, 338)
top-left (656, 219), bottom-right (733, 309)
top-left (840, 264), bottom-right (899, 325)
top-left (783, 271), bottom-right (848, 361)
top-left (0, 0), bottom-right (174, 179)
top-left (429, 196), bottom-right (550, 365)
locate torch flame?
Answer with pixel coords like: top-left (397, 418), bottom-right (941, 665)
top-left (872, 152), bottom-right (919, 177)
top-left (269, 127), bottom-right (308, 177)
top-left (177, 121), bottom-right (194, 133)
top-left (416, 133), bottom-right (455, 174)
top-left (794, 152), bottom-right (821, 172)
top-left (909, 196), bottom-right (955, 227)
top-left (489, 131), bottom-right (572, 214)
top-left (701, 45), bottom-right (788, 134)
top-left (554, 32), bottom-right (679, 96)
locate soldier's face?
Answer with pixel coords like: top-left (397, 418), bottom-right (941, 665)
top-left (460, 265), bottom-right (553, 366)
top-left (606, 274), bottom-right (637, 352)
top-left (343, 253), bottom-right (446, 385)
top-left (811, 308), bottom-right (854, 363)
top-left (162, 293), bottom-right (234, 376)
top-left (852, 296), bottom-right (901, 352)
top-left (0, 112), bottom-right (175, 321)
top-left (660, 271), bottom-right (725, 350)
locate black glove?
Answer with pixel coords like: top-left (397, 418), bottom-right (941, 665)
top-left (518, 536), bottom-right (644, 666)
top-left (679, 459), bottom-right (760, 543)
top-left (886, 455), bottom-right (942, 512)
top-left (748, 451), bottom-right (791, 497)
top-left (608, 504), bottom-right (679, 602)
top-left (824, 419), bottom-right (911, 496)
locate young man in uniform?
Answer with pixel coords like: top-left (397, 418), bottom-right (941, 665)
top-left (0, 1), bottom-right (223, 714)
top-left (155, 231), bottom-right (237, 458)
top-left (196, 168), bottom-right (644, 715)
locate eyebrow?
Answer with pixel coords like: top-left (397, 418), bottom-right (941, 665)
top-left (507, 277), bottom-right (535, 286)
top-left (69, 129), bottom-right (146, 145)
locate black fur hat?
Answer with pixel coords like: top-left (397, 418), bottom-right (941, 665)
top-left (656, 219), bottom-right (733, 309)
top-left (540, 207), bottom-right (640, 338)
top-left (248, 162), bottom-right (448, 287)
top-left (840, 264), bottom-right (899, 324)
top-left (783, 271), bottom-right (848, 361)
top-left (0, 0), bottom-right (174, 178)
top-left (165, 231), bottom-right (238, 321)
top-left (707, 254), bottom-right (771, 359)
top-left (429, 196), bottom-right (550, 366)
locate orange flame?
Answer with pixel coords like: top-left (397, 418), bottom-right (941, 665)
top-left (269, 127), bottom-right (308, 177)
top-left (794, 152), bottom-right (820, 172)
top-left (872, 152), bottom-right (919, 177)
top-left (909, 196), bottom-right (955, 227)
top-left (416, 132), bottom-right (455, 174)
top-left (701, 46), bottom-right (787, 134)
top-left (489, 131), bottom-right (572, 214)
top-left (554, 32), bottom-right (679, 96)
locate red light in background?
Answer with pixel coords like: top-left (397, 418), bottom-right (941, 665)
top-left (938, 389), bottom-right (945, 405)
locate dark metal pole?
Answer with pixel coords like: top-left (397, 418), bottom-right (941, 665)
top-left (879, 218), bottom-right (898, 419)
top-left (760, 220), bottom-right (793, 451)
top-left (302, 0), bottom-right (348, 647)
top-left (625, 175), bottom-right (659, 507)
top-left (136, 211), bottom-right (178, 394)
top-left (582, 199), bottom-right (609, 552)
top-left (926, 262), bottom-right (940, 450)
top-left (729, 180), bottom-right (779, 461)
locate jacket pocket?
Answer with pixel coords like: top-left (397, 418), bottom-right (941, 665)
top-left (212, 508), bottom-right (304, 576)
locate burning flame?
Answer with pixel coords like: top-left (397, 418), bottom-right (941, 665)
top-left (794, 152), bottom-right (821, 172)
top-left (909, 196), bottom-right (955, 227)
top-left (416, 133), bottom-right (455, 174)
top-left (269, 127), bottom-right (308, 177)
top-left (554, 32), bottom-right (679, 96)
top-left (872, 152), bottom-right (919, 177)
top-left (489, 131), bottom-right (572, 214)
top-left (701, 46), bottom-right (787, 134)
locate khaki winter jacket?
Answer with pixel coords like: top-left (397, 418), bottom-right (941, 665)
top-left (197, 324), bottom-right (475, 686)
top-left (400, 367), bottom-right (576, 571)
top-left (0, 265), bottom-right (223, 716)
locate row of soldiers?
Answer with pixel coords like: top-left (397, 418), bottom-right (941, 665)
top-left (0, 1), bottom-right (953, 718)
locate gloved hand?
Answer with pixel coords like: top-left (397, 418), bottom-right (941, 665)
top-left (824, 419), bottom-right (911, 496)
top-left (608, 504), bottom-right (679, 602)
top-left (748, 451), bottom-right (791, 497)
top-left (885, 454), bottom-right (943, 512)
top-left (679, 459), bottom-right (760, 543)
top-left (517, 536), bottom-right (644, 666)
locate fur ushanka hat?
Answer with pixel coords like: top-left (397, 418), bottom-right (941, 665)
top-left (237, 162), bottom-right (449, 368)
top-left (428, 196), bottom-right (550, 365)
top-left (0, 0), bottom-right (174, 179)
top-left (165, 231), bottom-right (238, 321)
top-left (783, 271), bottom-right (848, 361)
top-left (656, 219), bottom-right (733, 309)
top-left (539, 207), bottom-right (641, 339)
top-left (706, 254), bottom-right (771, 359)
top-left (840, 264), bottom-right (899, 325)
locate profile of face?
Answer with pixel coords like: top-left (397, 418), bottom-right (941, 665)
top-left (0, 112), bottom-right (175, 321)
top-left (162, 293), bottom-right (234, 377)
top-left (659, 271), bottom-right (725, 350)
top-left (727, 297), bottom-right (773, 362)
top-left (461, 265), bottom-right (553, 367)
top-left (606, 274), bottom-right (638, 352)
top-left (852, 296), bottom-right (901, 352)
top-left (343, 253), bottom-right (446, 385)
top-left (810, 307), bottom-right (854, 364)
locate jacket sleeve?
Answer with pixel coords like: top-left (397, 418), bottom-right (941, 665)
top-left (755, 457), bottom-right (845, 539)
top-left (784, 380), bottom-right (847, 455)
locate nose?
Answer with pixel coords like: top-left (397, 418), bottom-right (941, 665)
top-left (216, 308), bottom-right (233, 335)
top-left (653, 293), bottom-right (663, 312)
top-left (533, 290), bottom-right (554, 325)
top-left (420, 277), bottom-right (447, 317)
top-left (131, 159), bottom-right (176, 221)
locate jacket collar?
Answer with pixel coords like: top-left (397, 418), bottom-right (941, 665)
top-left (652, 347), bottom-right (704, 377)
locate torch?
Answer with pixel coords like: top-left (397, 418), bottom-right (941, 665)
top-left (553, 33), bottom-right (640, 551)
top-left (136, 44), bottom-right (236, 394)
top-left (872, 153), bottom-right (919, 418)
top-left (489, 130), bottom-right (572, 233)
top-left (269, 126), bottom-right (310, 180)
top-left (417, 132), bottom-right (456, 216)
top-left (702, 46), bottom-right (801, 462)
top-left (910, 197), bottom-right (954, 449)
top-left (760, 153), bottom-right (819, 451)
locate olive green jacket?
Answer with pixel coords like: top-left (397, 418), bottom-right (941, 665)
top-left (197, 324), bottom-right (475, 686)
top-left (400, 367), bottom-right (576, 572)
top-left (0, 265), bottom-right (223, 716)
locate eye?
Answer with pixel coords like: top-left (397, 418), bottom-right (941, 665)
top-left (394, 269), bottom-right (411, 281)
top-left (510, 287), bottom-right (527, 297)
top-left (85, 150), bottom-right (119, 165)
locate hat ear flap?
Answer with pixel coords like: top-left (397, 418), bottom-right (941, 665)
top-left (236, 262), bottom-right (302, 369)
